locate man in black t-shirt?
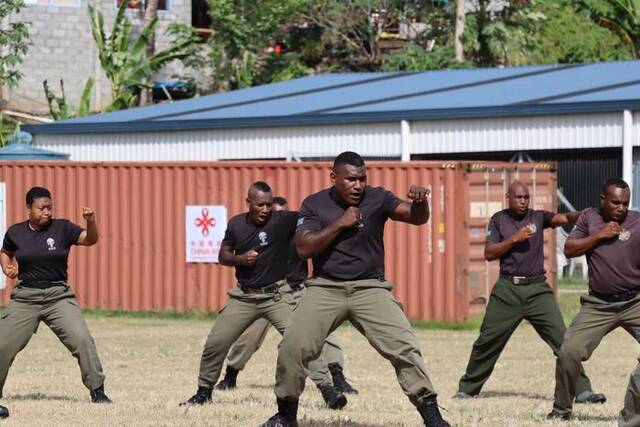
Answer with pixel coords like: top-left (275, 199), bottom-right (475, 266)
top-left (453, 181), bottom-right (604, 405)
top-left (261, 152), bottom-right (450, 427)
top-left (216, 197), bottom-right (357, 394)
top-left (181, 182), bottom-right (346, 409)
top-left (0, 186), bottom-right (110, 418)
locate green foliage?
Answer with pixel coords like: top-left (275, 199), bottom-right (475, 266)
top-left (383, 43), bottom-right (472, 71)
top-left (578, 0), bottom-right (640, 58)
top-left (0, 113), bottom-right (19, 147)
top-left (88, 1), bottom-right (193, 110)
top-left (206, 0), bottom-right (306, 90)
top-left (0, 0), bottom-right (30, 87)
top-left (531, 1), bottom-right (631, 63)
top-left (43, 80), bottom-right (71, 121)
top-left (463, 0), bottom-right (547, 66)
top-left (43, 78), bottom-right (94, 121)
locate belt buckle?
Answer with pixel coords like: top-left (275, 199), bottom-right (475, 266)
top-left (513, 276), bottom-right (525, 285)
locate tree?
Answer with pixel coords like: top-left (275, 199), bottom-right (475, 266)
top-left (532, 1), bottom-right (631, 64)
top-left (139, 0), bottom-right (159, 105)
top-left (463, 0), bottom-right (546, 67)
top-left (88, 1), bottom-right (193, 110)
top-left (206, 0), bottom-right (306, 91)
top-left (294, 0), bottom-right (405, 70)
top-left (454, 0), bottom-right (465, 61)
top-left (0, 0), bottom-right (29, 88)
top-left (578, 0), bottom-right (640, 58)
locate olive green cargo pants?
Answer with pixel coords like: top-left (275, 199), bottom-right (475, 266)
top-left (458, 278), bottom-right (593, 396)
top-left (274, 277), bottom-right (436, 406)
top-left (225, 285), bottom-right (345, 371)
top-left (197, 281), bottom-right (332, 389)
top-left (0, 284), bottom-right (106, 397)
top-left (552, 293), bottom-right (640, 426)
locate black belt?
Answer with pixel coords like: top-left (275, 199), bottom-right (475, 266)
top-left (500, 274), bottom-right (545, 286)
top-left (240, 283), bottom-right (282, 294)
top-left (288, 282), bottom-right (304, 291)
top-left (19, 281), bottom-right (67, 289)
top-left (589, 289), bottom-right (639, 302)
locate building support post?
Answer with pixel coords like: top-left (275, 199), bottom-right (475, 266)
top-left (623, 110), bottom-right (634, 203)
top-left (401, 120), bottom-right (411, 162)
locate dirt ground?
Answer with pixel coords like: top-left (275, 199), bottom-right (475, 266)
top-left (0, 313), bottom-right (635, 426)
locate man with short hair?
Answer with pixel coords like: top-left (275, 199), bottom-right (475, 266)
top-left (181, 182), bottom-right (346, 409)
top-left (216, 196), bottom-right (357, 394)
top-left (261, 152), bottom-right (450, 427)
top-left (548, 178), bottom-right (640, 425)
top-left (454, 181), bottom-right (604, 405)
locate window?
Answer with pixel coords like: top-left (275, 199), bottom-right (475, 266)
top-left (115, 0), bottom-right (169, 11)
top-left (192, 0), bottom-right (211, 29)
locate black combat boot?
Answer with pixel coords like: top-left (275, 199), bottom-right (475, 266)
top-left (546, 410), bottom-right (571, 420)
top-left (90, 385), bottom-right (112, 404)
top-left (0, 404), bottom-right (8, 419)
top-left (260, 398), bottom-right (299, 427)
top-left (317, 384), bottom-right (347, 410)
top-left (180, 386), bottom-right (212, 406)
top-left (215, 366), bottom-right (239, 390)
top-left (417, 397), bottom-right (451, 427)
top-left (328, 363), bottom-right (358, 394)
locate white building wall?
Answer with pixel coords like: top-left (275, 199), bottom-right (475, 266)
top-left (33, 122), bottom-right (404, 161)
top-left (410, 113), bottom-right (625, 154)
top-left (32, 112), bottom-right (635, 161)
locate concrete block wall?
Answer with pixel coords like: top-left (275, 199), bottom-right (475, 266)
top-left (3, 0), bottom-right (191, 114)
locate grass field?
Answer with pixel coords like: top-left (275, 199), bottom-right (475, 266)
top-left (0, 280), bottom-right (635, 426)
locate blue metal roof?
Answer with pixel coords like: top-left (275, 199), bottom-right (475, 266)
top-left (24, 61), bottom-right (640, 135)
top-left (0, 143), bottom-right (69, 160)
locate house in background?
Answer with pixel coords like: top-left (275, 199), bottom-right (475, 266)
top-left (1, 0), bottom-right (210, 114)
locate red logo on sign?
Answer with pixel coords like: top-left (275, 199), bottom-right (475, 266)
top-left (195, 208), bottom-right (216, 236)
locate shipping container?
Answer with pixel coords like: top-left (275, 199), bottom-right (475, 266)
top-left (0, 161), bottom-right (556, 321)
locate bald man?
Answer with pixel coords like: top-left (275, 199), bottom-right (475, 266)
top-left (453, 181), bottom-right (605, 404)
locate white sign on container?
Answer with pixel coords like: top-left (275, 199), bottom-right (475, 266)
top-left (185, 206), bottom-right (227, 263)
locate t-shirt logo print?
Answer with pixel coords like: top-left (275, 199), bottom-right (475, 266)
top-left (258, 231), bottom-right (268, 247)
top-left (619, 228), bottom-right (631, 242)
top-left (46, 237), bottom-right (56, 251)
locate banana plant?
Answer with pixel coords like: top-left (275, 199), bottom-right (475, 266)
top-left (43, 78), bottom-right (94, 120)
top-left (579, 0), bottom-right (640, 58)
top-left (88, 1), bottom-right (194, 111)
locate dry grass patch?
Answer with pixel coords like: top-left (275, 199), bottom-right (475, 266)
top-left (0, 314), bottom-right (635, 426)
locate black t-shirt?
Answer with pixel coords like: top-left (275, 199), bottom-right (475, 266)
top-left (297, 186), bottom-right (402, 281)
top-left (222, 210), bottom-right (299, 288)
top-left (486, 209), bottom-right (554, 276)
top-left (2, 219), bottom-right (84, 282)
top-left (286, 246), bottom-right (308, 286)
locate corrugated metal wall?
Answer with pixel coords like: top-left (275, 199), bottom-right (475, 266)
top-left (33, 123), bottom-right (403, 161)
top-left (0, 161), bottom-right (471, 321)
top-left (415, 148), bottom-right (620, 211)
top-left (411, 113), bottom-right (623, 153)
top-left (33, 113), bottom-right (628, 162)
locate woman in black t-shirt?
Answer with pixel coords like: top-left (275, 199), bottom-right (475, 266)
top-left (0, 187), bottom-right (111, 419)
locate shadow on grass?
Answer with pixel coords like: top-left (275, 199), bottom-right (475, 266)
top-left (479, 390), bottom-right (549, 400)
top-left (9, 392), bottom-right (80, 402)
